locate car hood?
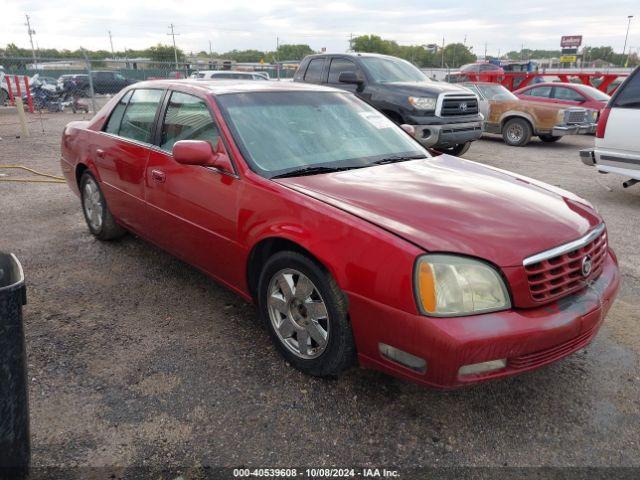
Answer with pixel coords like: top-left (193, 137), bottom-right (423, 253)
top-left (275, 155), bottom-right (601, 267)
top-left (381, 81), bottom-right (473, 96)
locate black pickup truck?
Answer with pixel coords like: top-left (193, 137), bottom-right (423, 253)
top-left (294, 53), bottom-right (483, 155)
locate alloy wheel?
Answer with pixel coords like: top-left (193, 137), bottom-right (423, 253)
top-left (267, 269), bottom-right (330, 359)
top-left (83, 177), bottom-right (104, 231)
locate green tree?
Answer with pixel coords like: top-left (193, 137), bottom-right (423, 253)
top-left (222, 49), bottom-right (265, 62)
top-left (146, 44), bottom-right (185, 63)
top-left (273, 44), bottom-right (314, 61)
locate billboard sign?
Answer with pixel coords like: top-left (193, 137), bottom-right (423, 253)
top-left (560, 55), bottom-right (578, 63)
top-left (561, 35), bottom-right (583, 48)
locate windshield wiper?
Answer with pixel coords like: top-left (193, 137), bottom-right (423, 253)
top-left (372, 154), bottom-right (427, 165)
top-left (271, 165), bottom-right (357, 179)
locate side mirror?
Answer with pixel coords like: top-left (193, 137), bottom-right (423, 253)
top-left (338, 71), bottom-right (363, 85)
top-left (172, 139), bottom-right (234, 173)
top-left (400, 124), bottom-right (416, 136)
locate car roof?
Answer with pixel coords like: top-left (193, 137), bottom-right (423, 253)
top-left (462, 81), bottom-right (506, 86)
top-left (199, 70), bottom-right (259, 75)
top-left (129, 79), bottom-right (343, 95)
top-left (303, 52), bottom-right (399, 60)
top-left (520, 82), bottom-right (577, 88)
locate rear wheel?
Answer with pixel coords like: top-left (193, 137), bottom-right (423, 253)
top-left (436, 142), bottom-right (471, 156)
top-left (539, 134), bottom-right (562, 143)
top-left (502, 118), bottom-right (532, 146)
top-left (258, 251), bottom-right (356, 377)
top-left (80, 171), bottom-right (126, 240)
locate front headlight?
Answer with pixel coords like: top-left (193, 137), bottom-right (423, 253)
top-left (557, 109), bottom-right (566, 123)
top-left (589, 110), bottom-right (598, 122)
top-left (408, 96), bottom-right (437, 111)
top-left (414, 254), bottom-right (511, 317)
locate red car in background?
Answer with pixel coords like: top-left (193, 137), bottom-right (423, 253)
top-left (60, 79), bottom-right (619, 389)
top-left (514, 82), bottom-right (610, 115)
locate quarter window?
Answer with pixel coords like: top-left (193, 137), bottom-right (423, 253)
top-left (328, 58), bottom-right (357, 84)
top-left (304, 58), bottom-right (325, 83)
top-left (613, 72), bottom-right (640, 109)
top-left (118, 89), bottom-right (164, 143)
top-left (160, 91), bottom-right (220, 152)
top-left (104, 90), bottom-right (132, 134)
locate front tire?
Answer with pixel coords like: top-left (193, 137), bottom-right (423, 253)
top-left (436, 142), bottom-right (471, 156)
top-left (258, 251), bottom-right (356, 377)
top-left (502, 118), bottom-right (532, 146)
top-left (539, 134), bottom-right (562, 143)
top-left (80, 171), bottom-right (126, 240)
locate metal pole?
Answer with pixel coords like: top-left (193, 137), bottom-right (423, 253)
top-left (441, 37), bottom-right (445, 68)
top-left (24, 14), bottom-right (37, 69)
top-left (81, 49), bottom-right (97, 114)
top-left (108, 30), bottom-right (115, 57)
top-left (168, 24), bottom-right (180, 70)
top-left (623, 15), bottom-right (633, 66)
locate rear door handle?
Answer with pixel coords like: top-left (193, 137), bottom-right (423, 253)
top-left (151, 169), bottom-right (166, 183)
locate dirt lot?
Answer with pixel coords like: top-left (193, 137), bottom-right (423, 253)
top-left (1, 110), bottom-right (639, 472)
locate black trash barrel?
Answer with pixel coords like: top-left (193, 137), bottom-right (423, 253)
top-left (0, 252), bottom-right (29, 475)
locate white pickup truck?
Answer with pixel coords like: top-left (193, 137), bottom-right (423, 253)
top-left (580, 67), bottom-right (640, 188)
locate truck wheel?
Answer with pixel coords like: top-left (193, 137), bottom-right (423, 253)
top-left (258, 251), bottom-right (356, 377)
top-left (437, 142), bottom-right (471, 156)
top-left (502, 118), bottom-right (532, 146)
top-left (80, 171), bottom-right (126, 240)
top-left (539, 134), bottom-right (562, 143)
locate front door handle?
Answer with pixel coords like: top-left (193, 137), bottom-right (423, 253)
top-left (151, 169), bottom-right (166, 183)
top-left (96, 148), bottom-right (105, 158)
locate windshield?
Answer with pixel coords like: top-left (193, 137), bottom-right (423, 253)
top-left (476, 84), bottom-right (518, 101)
top-left (359, 57), bottom-right (427, 83)
top-left (574, 84), bottom-right (611, 101)
top-left (218, 91), bottom-right (428, 177)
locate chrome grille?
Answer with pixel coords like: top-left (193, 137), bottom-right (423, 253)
top-left (439, 94), bottom-right (479, 116)
top-left (524, 226), bottom-right (607, 303)
top-left (564, 109), bottom-right (588, 124)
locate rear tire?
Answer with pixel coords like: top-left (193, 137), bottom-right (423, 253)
top-left (539, 134), bottom-right (562, 143)
top-left (80, 171), bottom-right (126, 241)
top-left (502, 118), bottom-right (532, 146)
top-left (258, 251), bottom-right (356, 377)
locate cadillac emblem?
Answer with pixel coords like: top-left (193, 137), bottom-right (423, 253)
top-left (581, 255), bottom-right (592, 277)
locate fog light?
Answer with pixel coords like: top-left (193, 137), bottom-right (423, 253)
top-left (458, 359), bottom-right (506, 377)
top-left (379, 343), bottom-right (427, 373)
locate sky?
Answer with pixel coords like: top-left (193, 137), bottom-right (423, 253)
top-left (1, 0), bottom-right (638, 57)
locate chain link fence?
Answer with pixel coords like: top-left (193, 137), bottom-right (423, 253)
top-left (1, 56), bottom-right (296, 133)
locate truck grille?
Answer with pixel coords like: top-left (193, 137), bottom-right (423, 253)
top-left (439, 95), bottom-right (478, 116)
top-left (524, 228), bottom-right (607, 303)
top-left (564, 109), bottom-right (588, 124)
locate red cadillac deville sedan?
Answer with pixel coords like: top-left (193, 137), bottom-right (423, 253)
top-left (60, 80), bottom-right (620, 388)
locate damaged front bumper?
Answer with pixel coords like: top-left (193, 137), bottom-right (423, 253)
top-left (552, 123), bottom-right (598, 136)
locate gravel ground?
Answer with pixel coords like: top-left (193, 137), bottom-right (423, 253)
top-left (1, 110), bottom-right (639, 472)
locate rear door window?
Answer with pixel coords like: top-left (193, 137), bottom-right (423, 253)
top-left (523, 86), bottom-right (552, 98)
top-left (304, 58), bottom-right (325, 83)
top-left (553, 87), bottom-right (584, 102)
top-left (104, 90), bottom-right (133, 134)
top-left (118, 89), bottom-right (164, 143)
top-left (159, 91), bottom-right (220, 152)
top-left (613, 71), bottom-right (640, 108)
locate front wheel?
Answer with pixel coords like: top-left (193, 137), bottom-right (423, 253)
top-left (258, 251), bottom-right (356, 377)
top-left (539, 134), bottom-right (562, 143)
top-left (80, 171), bottom-right (126, 240)
top-left (436, 142), bottom-right (471, 157)
top-left (502, 118), bottom-right (532, 146)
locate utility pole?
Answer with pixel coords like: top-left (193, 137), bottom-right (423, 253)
top-left (349, 33), bottom-right (354, 52)
top-left (623, 15), bottom-right (634, 66)
top-left (24, 14), bottom-right (37, 68)
top-left (108, 30), bottom-right (115, 58)
top-left (275, 36), bottom-right (280, 80)
top-left (441, 36), bottom-right (445, 68)
top-left (167, 23), bottom-right (180, 69)
top-left (484, 42), bottom-right (488, 59)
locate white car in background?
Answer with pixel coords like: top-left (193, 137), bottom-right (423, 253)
top-left (581, 67), bottom-right (640, 188)
top-left (190, 70), bottom-right (269, 81)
